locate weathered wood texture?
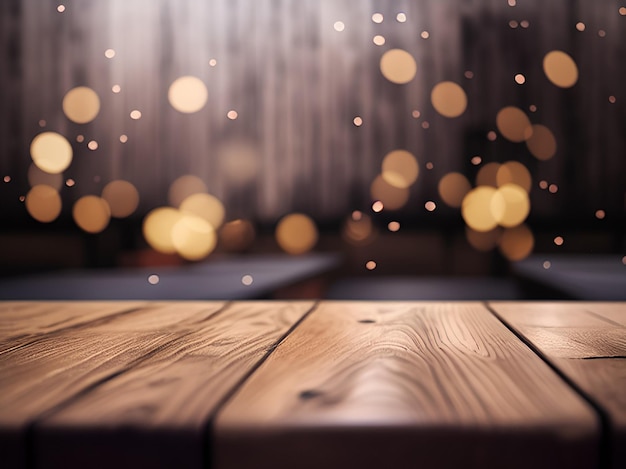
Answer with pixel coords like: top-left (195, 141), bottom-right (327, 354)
top-left (0, 301), bottom-right (227, 469)
top-left (33, 301), bottom-right (313, 469)
top-left (214, 301), bottom-right (599, 469)
top-left (489, 302), bottom-right (626, 469)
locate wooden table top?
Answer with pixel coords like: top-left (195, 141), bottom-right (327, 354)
top-left (0, 301), bottom-right (624, 469)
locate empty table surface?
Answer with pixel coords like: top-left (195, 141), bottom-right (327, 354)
top-left (0, 301), bottom-right (624, 469)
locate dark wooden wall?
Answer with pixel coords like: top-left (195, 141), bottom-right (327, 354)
top-left (0, 0), bottom-right (624, 226)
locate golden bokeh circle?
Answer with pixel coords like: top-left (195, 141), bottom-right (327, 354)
top-left (142, 207), bottom-right (183, 254)
top-left (275, 213), bottom-right (318, 255)
top-left (543, 51), bottom-right (578, 88)
top-left (525, 124), bottom-right (557, 160)
top-left (431, 81), bottom-right (467, 118)
top-left (496, 106), bottom-right (532, 143)
top-left (461, 186), bottom-right (499, 232)
top-left (25, 184), bottom-right (62, 223)
top-left (168, 175), bottom-right (207, 208)
top-left (28, 163), bottom-right (63, 190)
top-left (101, 180), bottom-right (140, 218)
top-left (475, 162), bottom-right (501, 187)
top-left (498, 224), bottom-right (534, 261)
top-left (380, 49), bottom-right (417, 84)
top-left (491, 184), bottom-right (530, 227)
top-left (171, 214), bottom-right (217, 261)
top-left (466, 227), bottom-right (501, 252)
top-left (219, 219), bottom-right (256, 252)
top-left (30, 132), bottom-right (73, 174)
top-left (438, 172), bottom-right (471, 208)
top-left (381, 150), bottom-right (419, 188)
top-left (168, 76), bottom-right (208, 113)
top-left (62, 86), bottom-right (101, 124)
top-left (179, 192), bottom-right (225, 230)
top-left (496, 161), bottom-right (532, 192)
top-left (370, 174), bottom-right (410, 210)
top-left (73, 195), bottom-right (111, 234)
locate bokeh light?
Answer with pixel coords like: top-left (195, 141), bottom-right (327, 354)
top-left (143, 207), bottom-right (183, 254)
top-left (466, 227), bottom-right (501, 252)
top-left (276, 213), bottom-right (318, 255)
top-left (168, 175), bottom-right (207, 208)
top-left (396, 13), bottom-right (407, 22)
top-left (372, 13), bottom-right (383, 24)
top-left (496, 106), bottom-right (532, 143)
top-left (101, 180), bottom-right (140, 218)
top-left (130, 110), bottom-right (142, 120)
top-left (171, 214), bottom-right (217, 260)
top-left (388, 221), bottom-right (400, 232)
top-left (543, 50), bottom-right (578, 88)
top-left (168, 76), bottom-right (208, 113)
top-left (498, 224), bottom-right (534, 261)
top-left (381, 149), bottom-right (419, 188)
top-left (148, 274), bottom-right (160, 285)
top-left (496, 161), bottom-right (532, 192)
top-left (73, 195), bottom-right (111, 234)
top-left (595, 209), bottom-right (606, 220)
top-left (554, 236), bottom-right (564, 246)
top-left (514, 74), bottom-right (526, 84)
top-left (30, 132), bottom-right (73, 174)
top-left (431, 81), bottom-right (467, 117)
top-left (491, 184), bottom-right (530, 227)
top-left (104, 49), bottom-right (116, 59)
top-left (227, 110), bottom-right (238, 120)
top-left (425, 201), bottom-right (437, 212)
top-left (525, 124), bottom-right (557, 160)
top-left (25, 185), bottom-right (62, 223)
top-left (219, 219), bottom-right (256, 252)
top-left (365, 260), bottom-right (377, 270)
top-left (179, 192), bottom-right (225, 229)
top-left (370, 174), bottom-right (410, 210)
top-left (87, 140), bottom-right (98, 151)
top-left (333, 21), bottom-right (345, 32)
top-left (380, 49), bottom-right (417, 84)
top-left (373, 35), bottom-right (385, 46)
top-left (62, 86), bottom-right (100, 124)
top-left (462, 186), bottom-right (499, 232)
top-left (217, 141), bottom-right (260, 186)
top-left (28, 163), bottom-right (63, 190)
top-left (475, 162), bottom-right (501, 187)
top-left (343, 212), bottom-right (375, 245)
top-left (438, 172), bottom-right (471, 208)
top-left (242, 275), bottom-right (253, 286)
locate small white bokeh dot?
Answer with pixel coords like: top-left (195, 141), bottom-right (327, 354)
top-left (148, 274), bottom-right (160, 285)
top-left (242, 274), bottom-right (254, 286)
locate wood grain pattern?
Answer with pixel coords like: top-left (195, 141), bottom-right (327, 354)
top-left (489, 302), bottom-right (626, 469)
top-left (34, 301), bottom-right (314, 469)
top-left (0, 301), bottom-right (225, 469)
top-left (0, 301), bottom-right (147, 353)
top-left (214, 301), bottom-right (599, 469)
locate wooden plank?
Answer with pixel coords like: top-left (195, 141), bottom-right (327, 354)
top-left (214, 301), bottom-right (599, 469)
top-left (0, 301), bottom-right (148, 353)
top-left (490, 302), bottom-right (626, 469)
top-left (0, 301), bottom-right (226, 469)
top-left (34, 301), bottom-right (314, 469)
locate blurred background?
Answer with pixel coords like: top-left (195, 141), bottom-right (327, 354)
top-left (0, 0), bottom-right (624, 300)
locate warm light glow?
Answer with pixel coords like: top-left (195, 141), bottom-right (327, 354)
top-left (471, 156), bottom-right (482, 165)
top-left (508, 0), bottom-right (516, 6)
top-left (219, 219), bottom-right (256, 252)
top-left (595, 209), bottom-right (606, 220)
top-left (370, 175), bottom-right (410, 210)
top-left (520, 20), bottom-right (529, 28)
top-left (372, 13), bottom-right (383, 24)
top-left (25, 185), bottom-right (62, 223)
top-left (333, 21), bottom-right (345, 32)
top-left (28, 163), bottom-right (62, 190)
top-left (76, 135), bottom-right (84, 143)
top-left (168, 76), bottom-right (208, 113)
top-left (57, 5), bottom-right (65, 13)
top-left (525, 124), bottom-right (557, 160)
top-left (119, 134), bottom-right (128, 143)
top-left (438, 172), bottom-right (471, 208)
top-left (381, 149), bottom-right (419, 188)
top-left (509, 20), bottom-right (518, 29)
top-left (539, 180), bottom-right (548, 190)
top-left (62, 86), bottom-right (100, 124)
top-left (380, 49), bottom-right (417, 84)
top-left (373, 35), bottom-right (385, 46)
top-left (491, 184), bottom-right (530, 227)
top-left (466, 227), bottom-right (501, 252)
top-left (242, 275), bottom-right (254, 286)
top-left (30, 132), bottom-right (73, 174)
top-left (217, 141), bottom-right (260, 186)
top-left (365, 261), bottom-right (377, 270)
top-left (275, 213), bottom-right (318, 255)
top-left (168, 175), bottom-right (207, 208)
top-left (514, 74), bottom-right (526, 84)
top-left (609, 96), bottom-right (617, 104)
top-left (179, 192), bottom-right (225, 229)
top-left (396, 13), bottom-right (407, 22)
top-left (148, 274), bottom-right (160, 285)
top-left (343, 212), bottom-right (375, 245)
top-left (73, 196), bottom-right (111, 234)
top-left (548, 184), bottom-right (558, 193)
top-left (388, 221), bottom-right (400, 232)
top-left (101, 180), bottom-right (139, 218)
top-left (576, 22), bottom-right (585, 32)
top-left (87, 140), bottom-right (98, 151)
top-left (464, 71), bottom-right (474, 79)
top-left (353, 116), bottom-right (363, 126)
top-left (425, 201), bottom-right (436, 212)
top-left (3, 176), bottom-right (10, 183)
top-left (462, 186), bottom-right (499, 232)
top-left (421, 121), bottom-right (430, 129)
top-left (598, 30), bottom-right (606, 38)
top-left (620, 7), bottom-right (626, 16)
top-left (496, 161), bottom-right (532, 192)
top-left (372, 201), bottom-right (384, 212)
top-left (496, 106), bottom-right (532, 143)
top-left (209, 59), bottom-right (217, 67)
top-left (38, 119), bottom-right (46, 127)
top-left (425, 162), bottom-right (434, 170)
top-left (431, 82), bottom-right (467, 118)
top-left (172, 214), bottom-right (217, 260)
top-left (420, 31), bottom-right (430, 39)
top-left (66, 179), bottom-right (75, 187)
top-left (227, 110), bottom-right (238, 120)
top-left (104, 49), bottom-right (116, 59)
top-left (412, 110), bottom-right (421, 119)
top-left (529, 104), bottom-right (537, 112)
top-left (143, 207), bottom-right (183, 254)
top-left (112, 84), bottom-right (121, 93)
top-left (499, 225), bottom-right (534, 261)
top-left (554, 236), bottom-right (564, 246)
top-left (130, 110), bottom-right (142, 120)
top-left (487, 131), bottom-right (497, 141)
top-left (476, 162), bottom-right (501, 187)
top-left (543, 51), bottom-right (578, 88)
top-left (543, 261), bottom-right (551, 269)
